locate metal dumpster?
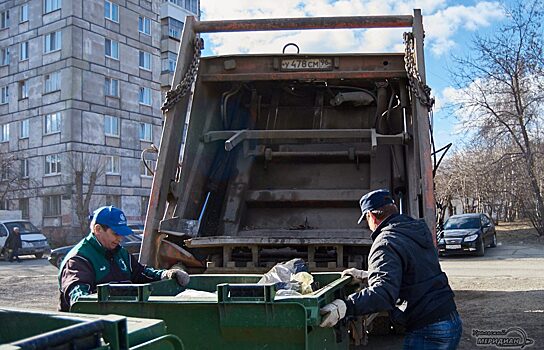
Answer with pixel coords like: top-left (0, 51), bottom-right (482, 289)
top-left (71, 273), bottom-right (352, 350)
top-left (0, 308), bottom-right (184, 350)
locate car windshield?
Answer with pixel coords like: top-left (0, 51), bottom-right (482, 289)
top-left (4, 221), bottom-right (40, 234)
top-left (443, 217), bottom-right (480, 230)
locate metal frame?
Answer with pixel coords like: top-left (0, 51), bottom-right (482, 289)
top-left (140, 10), bottom-right (436, 266)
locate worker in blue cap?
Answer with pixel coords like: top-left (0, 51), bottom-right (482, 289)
top-left (58, 206), bottom-right (190, 311)
top-left (320, 189), bottom-right (462, 349)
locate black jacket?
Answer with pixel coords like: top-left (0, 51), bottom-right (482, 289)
top-left (346, 213), bottom-right (456, 331)
top-left (5, 231), bottom-right (22, 250)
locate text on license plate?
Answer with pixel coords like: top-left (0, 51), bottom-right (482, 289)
top-left (280, 58), bottom-right (333, 71)
top-left (446, 244), bottom-right (462, 250)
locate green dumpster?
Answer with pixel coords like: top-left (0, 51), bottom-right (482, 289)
top-left (0, 308), bottom-right (184, 350)
top-left (72, 273), bottom-right (352, 350)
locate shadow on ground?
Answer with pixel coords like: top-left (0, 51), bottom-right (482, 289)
top-left (362, 290), bottom-right (543, 349)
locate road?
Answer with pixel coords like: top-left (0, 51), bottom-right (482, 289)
top-left (0, 242), bottom-right (543, 348)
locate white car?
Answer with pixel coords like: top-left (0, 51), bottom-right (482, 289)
top-left (0, 220), bottom-right (51, 259)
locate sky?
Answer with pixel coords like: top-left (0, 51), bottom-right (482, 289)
top-left (198, 0), bottom-right (508, 150)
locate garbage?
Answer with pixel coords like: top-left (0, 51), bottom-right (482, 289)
top-left (258, 258), bottom-right (314, 295)
top-left (175, 289), bottom-right (217, 301)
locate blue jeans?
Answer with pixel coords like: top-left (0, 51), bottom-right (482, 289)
top-left (403, 311), bottom-right (462, 349)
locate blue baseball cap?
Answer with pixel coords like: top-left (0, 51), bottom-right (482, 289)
top-left (91, 206), bottom-right (133, 236)
top-left (357, 189), bottom-right (394, 224)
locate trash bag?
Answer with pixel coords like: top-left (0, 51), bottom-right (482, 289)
top-left (258, 258), bottom-right (313, 294)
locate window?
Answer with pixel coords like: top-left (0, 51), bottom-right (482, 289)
top-left (105, 38), bottom-right (119, 59)
top-left (106, 155), bottom-right (120, 174)
top-left (19, 198), bottom-right (29, 219)
top-left (0, 123), bottom-right (8, 142)
top-left (139, 122), bottom-right (152, 141)
top-left (43, 195), bottom-right (61, 216)
top-left (20, 119), bottom-right (29, 139)
top-left (44, 71), bottom-right (61, 93)
top-left (44, 31), bottom-right (62, 53)
top-left (20, 4), bottom-right (28, 23)
top-left (139, 16), bottom-right (150, 35)
top-left (140, 196), bottom-right (149, 217)
top-left (21, 159), bottom-right (29, 178)
top-left (20, 41), bottom-right (29, 61)
top-left (19, 80), bottom-right (28, 99)
top-left (44, 154), bottom-right (61, 175)
top-left (0, 199), bottom-right (9, 210)
top-left (162, 52), bottom-right (177, 72)
top-left (0, 10), bottom-right (9, 29)
top-left (187, 0), bottom-right (198, 13)
top-left (0, 165), bottom-right (9, 180)
top-left (0, 86), bottom-right (8, 104)
top-left (105, 194), bottom-right (121, 208)
top-left (141, 159), bottom-right (154, 177)
top-left (104, 77), bottom-right (119, 97)
top-left (168, 18), bottom-right (183, 39)
top-left (104, 115), bottom-right (119, 136)
top-left (139, 87), bottom-right (151, 105)
top-left (1, 47), bottom-right (10, 65)
top-left (167, 0), bottom-right (197, 13)
top-left (139, 51), bottom-right (151, 70)
top-left (44, 112), bottom-right (61, 134)
top-left (104, 1), bottom-right (119, 22)
top-left (44, 0), bottom-right (61, 13)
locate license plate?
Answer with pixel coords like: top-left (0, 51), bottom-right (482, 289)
top-left (280, 58), bottom-right (333, 71)
top-left (446, 244), bottom-right (462, 250)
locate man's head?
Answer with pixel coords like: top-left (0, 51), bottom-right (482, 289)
top-left (90, 206), bottom-right (133, 250)
top-left (13, 227), bottom-right (19, 233)
top-left (357, 189), bottom-right (398, 231)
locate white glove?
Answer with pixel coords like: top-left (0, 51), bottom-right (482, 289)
top-left (341, 268), bottom-right (369, 281)
top-left (319, 299), bottom-right (347, 328)
top-left (161, 269), bottom-right (190, 287)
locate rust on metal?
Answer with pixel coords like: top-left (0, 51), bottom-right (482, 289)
top-left (194, 15), bottom-right (414, 33)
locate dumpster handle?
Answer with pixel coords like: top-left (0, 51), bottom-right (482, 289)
top-left (131, 334), bottom-right (185, 350)
top-left (11, 319), bottom-right (105, 349)
top-left (217, 283), bottom-right (276, 303)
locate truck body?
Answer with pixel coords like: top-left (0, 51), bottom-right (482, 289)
top-left (139, 11), bottom-right (436, 273)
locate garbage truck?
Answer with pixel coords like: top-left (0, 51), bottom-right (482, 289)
top-left (139, 10), bottom-right (436, 273)
top-left (68, 10), bottom-right (437, 350)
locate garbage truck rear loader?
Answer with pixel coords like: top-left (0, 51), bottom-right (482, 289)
top-left (139, 10), bottom-right (436, 273)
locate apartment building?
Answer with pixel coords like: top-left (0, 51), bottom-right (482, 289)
top-left (0, 0), bottom-right (199, 245)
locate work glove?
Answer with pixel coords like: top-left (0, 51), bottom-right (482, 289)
top-left (161, 269), bottom-right (190, 287)
top-left (319, 299), bottom-right (347, 328)
top-left (341, 268), bottom-right (369, 282)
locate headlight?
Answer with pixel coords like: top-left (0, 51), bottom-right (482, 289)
top-left (464, 234), bottom-right (479, 242)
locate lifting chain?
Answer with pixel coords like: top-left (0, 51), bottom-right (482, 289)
top-left (403, 32), bottom-right (434, 110)
top-left (161, 37), bottom-right (204, 112)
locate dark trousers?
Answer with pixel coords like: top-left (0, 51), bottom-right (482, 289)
top-left (8, 248), bottom-right (21, 262)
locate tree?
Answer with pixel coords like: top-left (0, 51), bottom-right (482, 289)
top-left (0, 154), bottom-right (37, 209)
top-left (68, 152), bottom-right (106, 236)
top-left (449, 0), bottom-right (544, 235)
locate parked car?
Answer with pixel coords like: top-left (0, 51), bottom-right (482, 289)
top-left (0, 220), bottom-right (51, 259)
top-left (48, 233), bottom-right (142, 268)
top-left (437, 213), bottom-right (497, 256)
top-left (128, 223), bottom-right (144, 235)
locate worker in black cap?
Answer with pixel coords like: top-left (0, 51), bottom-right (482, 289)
top-left (319, 189), bottom-right (462, 349)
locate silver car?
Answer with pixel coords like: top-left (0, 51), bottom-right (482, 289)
top-left (0, 220), bottom-right (51, 259)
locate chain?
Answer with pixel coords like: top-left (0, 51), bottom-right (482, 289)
top-left (403, 32), bottom-right (434, 110)
top-left (161, 37), bottom-right (204, 112)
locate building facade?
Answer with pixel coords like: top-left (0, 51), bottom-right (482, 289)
top-left (0, 0), bottom-right (198, 245)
